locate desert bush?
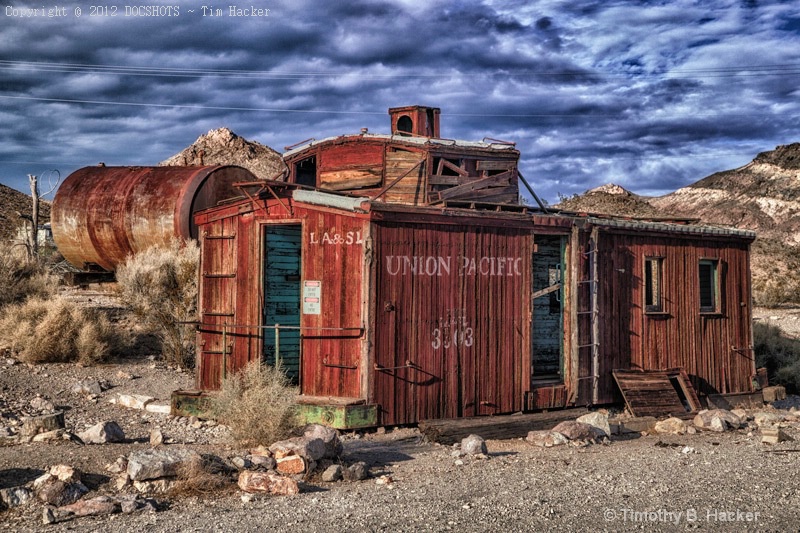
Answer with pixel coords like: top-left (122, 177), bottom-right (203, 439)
top-left (0, 241), bottom-right (57, 309)
top-left (753, 277), bottom-right (800, 307)
top-left (753, 321), bottom-right (800, 393)
top-left (0, 296), bottom-right (122, 365)
top-left (169, 454), bottom-right (235, 497)
top-left (115, 239), bottom-right (199, 369)
top-left (211, 361), bottom-right (299, 447)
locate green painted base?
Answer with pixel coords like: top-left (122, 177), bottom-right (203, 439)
top-left (297, 403), bottom-right (378, 430)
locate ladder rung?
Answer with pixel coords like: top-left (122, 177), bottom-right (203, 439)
top-left (578, 280), bottom-right (598, 284)
top-left (577, 343), bottom-right (599, 348)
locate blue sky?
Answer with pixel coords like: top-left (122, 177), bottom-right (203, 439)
top-left (1, 0), bottom-right (799, 203)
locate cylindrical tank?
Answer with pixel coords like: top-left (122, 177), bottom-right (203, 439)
top-left (52, 165), bottom-right (256, 271)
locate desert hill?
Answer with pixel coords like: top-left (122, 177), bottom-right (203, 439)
top-left (557, 143), bottom-right (800, 304)
top-left (0, 182), bottom-right (50, 241)
top-left (159, 127), bottom-right (287, 180)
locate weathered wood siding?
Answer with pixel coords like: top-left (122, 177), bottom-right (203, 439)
top-left (588, 229), bottom-right (754, 403)
top-left (373, 220), bottom-right (533, 426)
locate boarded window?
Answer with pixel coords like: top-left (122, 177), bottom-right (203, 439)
top-left (294, 156), bottom-right (316, 187)
top-left (699, 259), bottom-right (719, 313)
top-left (644, 257), bottom-right (663, 312)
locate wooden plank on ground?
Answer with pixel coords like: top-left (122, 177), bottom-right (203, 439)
top-left (613, 368), bottom-right (701, 418)
top-left (418, 407), bottom-right (589, 445)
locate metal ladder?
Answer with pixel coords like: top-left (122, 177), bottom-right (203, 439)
top-left (577, 227), bottom-right (600, 403)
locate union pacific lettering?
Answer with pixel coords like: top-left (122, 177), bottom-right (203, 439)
top-left (385, 255), bottom-right (522, 277)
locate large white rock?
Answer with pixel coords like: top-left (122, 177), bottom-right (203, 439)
top-left (576, 412), bottom-right (611, 437)
top-left (127, 449), bottom-right (200, 481)
top-left (79, 421), bottom-right (125, 444)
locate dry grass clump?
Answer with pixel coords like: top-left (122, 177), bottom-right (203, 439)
top-left (115, 239), bottom-right (199, 369)
top-left (211, 361), bottom-right (299, 447)
top-left (0, 241), bottom-right (57, 309)
top-left (169, 455), bottom-right (235, 497)
top-left (0, 296), bottom-right (122, 365)
top-left (754, 321), bottom-right (800, 393)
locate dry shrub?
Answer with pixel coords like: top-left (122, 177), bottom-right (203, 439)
top-left (169, 455), bottom-right (235, 497)
top-left (754, 321), bottom-right (800, 394)
top-left (211, 361), bottom-right (299, 447)
top-left (115, 239), bottom-right (199, 369)
top-left (0, 297), bottom-right (122, 364)
top-left (0, 241), bottom-right (57, 309)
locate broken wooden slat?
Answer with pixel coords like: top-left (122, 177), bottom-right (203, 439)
top-left (439, 158), bottom-right (469, 177)
top-left (476, 160), bottom-right (516, 171)
top-left (612, 368), bottom-right (701, 418)
top-left (320, 168), bottom-right (382, 190)
top-left (437, 170), bottom-right (513, 201)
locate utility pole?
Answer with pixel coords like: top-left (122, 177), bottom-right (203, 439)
top-left (29, 174), bottom-right (39, 259)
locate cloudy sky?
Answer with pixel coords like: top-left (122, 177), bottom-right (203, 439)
top-left (1, 0), bottom-right (799, 203)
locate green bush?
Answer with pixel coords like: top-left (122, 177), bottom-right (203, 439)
top-left (115, 239), bottom-right (199, 369)
top-left (753, 321), bottom-right (800, 393)
top-left (211, 361), bottom-right (299, 447)
top-left (0, 296), bottom-right (122, 365)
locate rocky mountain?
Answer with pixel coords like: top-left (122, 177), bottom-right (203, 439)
top-left (0, 183), bottom-right (50, 241)
top-left (160, 127), bottom-right (287, 180)
top-left (557, 143), bottom-right (800, 304)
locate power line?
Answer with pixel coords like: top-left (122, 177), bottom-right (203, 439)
top-left (0, 93), bottom-right (793, 118)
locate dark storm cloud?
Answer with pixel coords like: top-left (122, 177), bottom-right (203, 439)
top-left (1, 0), bottom-right (800, 203)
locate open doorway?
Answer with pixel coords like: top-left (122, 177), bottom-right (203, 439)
top-left (531, 235), bottom-right (566, 384)
top-left (262, 224), bottom-right (302, 383)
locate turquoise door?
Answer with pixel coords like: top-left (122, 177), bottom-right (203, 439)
top-left (263, 225), bottom-right (302, 382)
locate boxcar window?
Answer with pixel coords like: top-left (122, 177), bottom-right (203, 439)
top-left (644, 257), bottom-right (663, 313)
top-left (699, 259), bottom-right (719, 313)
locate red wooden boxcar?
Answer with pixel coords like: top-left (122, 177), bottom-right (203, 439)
top-left (193, 187), bottom-right (756, 427)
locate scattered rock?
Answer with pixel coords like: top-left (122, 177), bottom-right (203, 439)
top-left (106, 456), bottom-right (128, 474)
top-left (654, 417), bottom-right (688, 435)
top-left (1, 486), bottom-right (34, 508)
top-left (692, 409), bottom-right (742, 432)
top-left (576, 412), bottom-right (611, 437)
top-left (71, 380), bottom-right (103, 396)
top-left (761, 427), bottom-right (792, 444)
top-left (133, 479), bottom-right (175, 494)
top-left (127, 448), bottom-right (201, 481)
top-left (270, 436), bottom-right (328, 462)
top-left (150, 429), bottom-right (164, 447)
top-left (526, 430), bottom-right (569, 448)
top-left (232, 456), bottom-right (252, 470)
top-left (375, 475), bottom-right (394, 485)
top-left (29, 396), bottom-right (55, 412)
top-left (20, 411), bottom-right (65, 437)
top-left (249, 455), bottom-right (276, 470)
top-left (752, 411), bottom-right (786, 428)
top-left (117, 394), bottom-right (155, 410)
top-left (79, 421), bottom-right (125, 444)
top-left (276, 455), bottom-right (307, 475)
top-left (145, 403), bottom-right (172, 415)
top-left (53, 495), bottom-right (121, 520)
top-left (35, 478), bottom-right (88, 507)
top-left (237, 471), bottom-right (299, 495)
top-left (344, 461), bottom-right (369, 481)
top-left (116, 370), bottom-right (135, 380)
top-left (551, 421), bottom-right (604, 441)
top-left (302, 424), bottom-right (343, 458)
top-left (322, 464), bottom-right (343, 482)
top-left (461, 434), bottom-right (487, 456)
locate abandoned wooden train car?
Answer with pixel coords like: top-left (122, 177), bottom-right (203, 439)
top-left (282, 105), bottom-right (524, 206)
top-left (191, 186), bottom-right (756, 428)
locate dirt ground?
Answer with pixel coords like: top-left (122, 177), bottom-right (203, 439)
top-left (2, 290), bottom-right (800, 531)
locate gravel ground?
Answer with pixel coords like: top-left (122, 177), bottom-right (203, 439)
top-left (1, 294), bottom-right (799, 531)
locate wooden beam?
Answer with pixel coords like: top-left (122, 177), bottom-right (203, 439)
top-left (437, 170), bottom-right (513, 201)
top-left (419, 408), bottom-right (589, 445)
top-left (440, 158), bottom-right (469, 177)
top-left (476, 160), bottom-right (516, 171)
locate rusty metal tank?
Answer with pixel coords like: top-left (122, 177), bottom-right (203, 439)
top-left (51, 165), bottom-right (256, 271)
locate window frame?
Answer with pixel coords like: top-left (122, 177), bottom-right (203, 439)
top-left (698, 258), bottom-right (720, 314)
top-left (643, 256), bottom-right (665, 314)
